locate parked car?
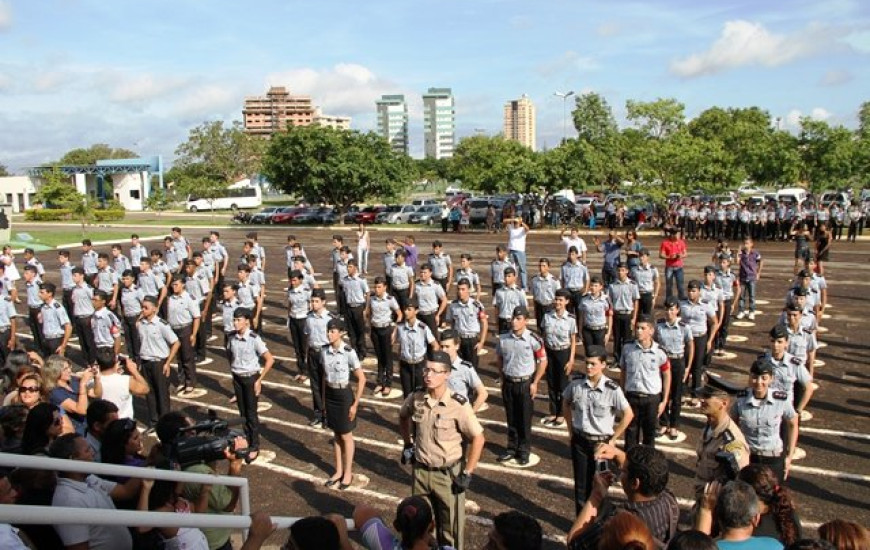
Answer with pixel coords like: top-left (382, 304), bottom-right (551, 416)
top-left (819, 191), bottom-right (850, 208)
top-left (383, 205), bottom-right (420, 224)
top-left (355, 205), bottom-right (387, 224)
top-left (271, 206), bottom-right (304, 224)
top-left (408, 205), bottom-right (442, 225)
top-left (250, 207), bottom-right (280, 224)
top-left (342, 205), bottom-right (361, 224)
top-left (412, 198), bottom-right (439, 207)
top-left (374, 205), bottom-right (402, 224)
top-left (312, 206), bottom-right (338, 224)
top-left (288, 206), bottom-right (319, 224)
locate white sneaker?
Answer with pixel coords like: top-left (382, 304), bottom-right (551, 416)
top-left (748, 312), bottom-right (756, 320)
top-left (736, 311), bottom-right (747, 320)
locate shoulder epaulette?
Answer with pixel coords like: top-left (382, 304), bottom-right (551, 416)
top-left (772, 391), bottom-right (788, 400)
top-left (604, 379), bottom-right (619, 390)
top-left (737, 389), bottom-right (749, 398)
top-left (790, 356), bottom-right (802, 366)
top-left (249, 331), bottom-right (261, 339)
top-left (451, 393), bottom-right (468, 405)
top-left (571, 373), bottom-right (586, 381)
top-left (158, 318), bottom-right (169, 325)
top-left (53, 302), bottom-right (62, 309)
top-left (722, 429), bottom-right (735, 443)
top-left (343, 344), bottom-right (353, 352)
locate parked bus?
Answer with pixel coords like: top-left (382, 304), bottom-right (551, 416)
top-left (186, 185), bottom-right (262, 212)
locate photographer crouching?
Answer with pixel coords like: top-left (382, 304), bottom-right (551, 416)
top-left (155, 410), bottom-right (250, 550)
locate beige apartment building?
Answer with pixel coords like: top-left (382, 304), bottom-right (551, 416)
top-left (243, 86), bottom-right (351, 136)
top-left (503, 94), bottom-right (536, 150)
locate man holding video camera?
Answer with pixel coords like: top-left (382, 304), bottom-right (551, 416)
top-left (156, 411), bottom-right (249, 550)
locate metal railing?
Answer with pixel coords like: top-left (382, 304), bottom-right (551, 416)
top-left (0, 452), bottom-right (350, 534)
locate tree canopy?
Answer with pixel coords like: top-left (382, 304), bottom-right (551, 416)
top-left (0, 163), bottom-right (9, 177)
top-left (174, 120), bottom-right (264, 183)
top-left (59, 144), bottom-right (138, 165)
top-left (262, 125), bottom-right (414, 219)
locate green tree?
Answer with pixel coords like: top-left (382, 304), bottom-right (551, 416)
top-left (63, 194), bottom-right (96, 235)
top-left (415, 157), bottom-right (453, 183)
top-left (451, 135), bottom-right (541, 194)
top-left (174, 120), bottom-right (264, 183)
top-left (0, 164), bottom-right (9, 177)
top-left (262, 125), bottom-right (413, 223)
top-left (59, 144), bottom-right (138, 165)
top-left (35, 167), bottom-right (80, 207)
top-left (799, 118), bottom-right (855, 191)
top-left (572, 92), bottom-right (618, 143)
top-left (858, 101), bottom-right (870, 139)
top-left (625, 97), bottom-right (685, 139)
top-left (144, 187), bottom-right (171, 217)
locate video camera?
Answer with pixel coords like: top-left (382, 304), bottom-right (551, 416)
top-left (170, 410), bottom-right (251, 468)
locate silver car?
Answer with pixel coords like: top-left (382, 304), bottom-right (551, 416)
top-left (408, 205), bottom-right (442, 225)
top-left (385, 205), bottom-right (420, 224)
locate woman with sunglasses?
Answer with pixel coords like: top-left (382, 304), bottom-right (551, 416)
top-left (20, 402), bottom-right (65, 455)
top-left (43, 355), bottom-right (101, 435)
top-left (4, 369), bottom-right (44, 407)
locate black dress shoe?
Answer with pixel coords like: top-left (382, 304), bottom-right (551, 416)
top-left (496, 451), bottom-right (515, 462)
top-left (309, 417), bottom-right (322, 427)
top-left (515, 456), bottom-right (530, 466)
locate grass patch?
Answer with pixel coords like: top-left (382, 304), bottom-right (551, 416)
top-left (12, 229), bottom-right (166, 248)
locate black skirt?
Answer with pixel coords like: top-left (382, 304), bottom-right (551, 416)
top-left (325, 386), bottom-right (355, 434)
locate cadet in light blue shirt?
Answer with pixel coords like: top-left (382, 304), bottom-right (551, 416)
top-left (493, 267), bottom-right (525, 334)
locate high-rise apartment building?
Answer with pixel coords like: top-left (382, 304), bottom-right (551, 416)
top-left (243, 86), bottom-right (315, 136)
top-left (503, 94), bottom-right (536, 150)
top-left (243, 86), bottom-right (350, 136)
top-left (375, 95), bottom-right (409, 155)
top-left (423, 87), bottom-right (455, 159)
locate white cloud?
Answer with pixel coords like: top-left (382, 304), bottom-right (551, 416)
top-left (670, 20), bottom-right (841, 77)
top-left (784, 108), bottom-right (832, 129)
top-left (0, 1), bottom-right (11, 31)
top-left (596, 22), bottom-right (622, 37)
top-left (33, 70), bottom-right (68, 92)
top-left (536, 51), bottom-right (599, 77)
top-left (265, 63), bottom-right (402, 118)
top-left (169, 84), bottom-right (239, 122)
top-left (109, 74), bottom-right (190, 103)
top-left (819, 69), bottom-right (853, 86)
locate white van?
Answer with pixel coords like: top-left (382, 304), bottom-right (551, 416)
top-left (776, 187), bottom-right (807, 206)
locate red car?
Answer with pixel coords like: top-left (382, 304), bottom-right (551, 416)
top-left (354, 205), bottom-right (387, 224)
top-left (271, 207), bottom-right (304, 224)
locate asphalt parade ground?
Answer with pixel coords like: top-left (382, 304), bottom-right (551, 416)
top-left (15, 222), bottom-right (870, 547)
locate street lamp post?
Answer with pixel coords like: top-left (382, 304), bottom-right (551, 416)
top-left (553, 90), bottom-right (575, 144)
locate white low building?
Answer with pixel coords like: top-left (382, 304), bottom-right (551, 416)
top-left (0, 176), bottom-right (38, 212)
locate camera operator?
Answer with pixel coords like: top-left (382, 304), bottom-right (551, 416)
top-left (155, 411), bottom-right (248, 550)
top-left (695, 378), bottom-right (749, 505)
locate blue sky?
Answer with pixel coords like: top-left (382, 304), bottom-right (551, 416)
top-left (1, 0), bottom-right (868, 171)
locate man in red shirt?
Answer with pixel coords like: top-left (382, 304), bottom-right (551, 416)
top-left (658, 227), bottom-right (688, 302)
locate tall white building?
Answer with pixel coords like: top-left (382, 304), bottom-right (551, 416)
top-left (375, 95), bottom-right (409, 155)
top-left (423, 87), bottom-right (455, 159)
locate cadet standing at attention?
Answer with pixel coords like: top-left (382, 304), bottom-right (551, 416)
top-left (341, 259), bottom-right (370, 360)
top-left (137, 296), bottom-right (180, 431)
top-left (167, 275), bottom-right (201, 396)
top-left (399, 350), bottom-right (485, 550)
top-left (619, 315), bottom-right (671, 449)
top-left (539, 288), bottom-right (576, 427)
top-left (304, 288), bottom-right (334, 427)
top-left (227, 307), bottom-right (274, 461)
top-left (37, 282), bottom-right (71, 358)
top-left (414, 264), bottom-right (447, 340)
top-left (495, 305), bottom-right (547, 466)
top-left (730, 358), bottom-right (799, 483)
top-left (654, 298), bottom-right (694, 440)
top-left (607, 262), bottom-right (640, 365)
top-left (492, 267), bottom-right (525, 335)
top-left (287, 270), bottom-right (312, 383)
top-left (438, 329), bottom-right (489, 412)
top-left (562, 345), bottom-right (632, 515)
top-left (530, 258), bottom-right (561, 331)
top-left (396, 297), bottom-right (440, 397)
top-left (322, 317), bottom-right (366, 490)
top-left (444, 279), bottom-right (488, 369)
top-left (365, 276), bottom-right (402, 397)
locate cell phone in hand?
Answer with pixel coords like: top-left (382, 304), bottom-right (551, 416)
top-left (596, 459), bottom-right (609, 474)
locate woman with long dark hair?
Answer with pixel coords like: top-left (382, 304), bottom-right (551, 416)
top-left (738, 464), bottom-right (802, 546)
top-left (20, 402), bottom-right (64, 455)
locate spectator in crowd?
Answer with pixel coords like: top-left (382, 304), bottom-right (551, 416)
top-left (8, 465), bottom-right (64, 548)
top-left (2, 364), bottom-right (41, 405)
top-left (659, 227), bottom-right (688, 302)
top-left (568, 444), bottom-right (679, 549)
top-left (285, 515), bottom-right (346, 550)
top-left (485, 510), bottom-right (543, 550)
top-left (44, 354), bottom-right (101, 435)
top-left (0, 468), bottom-right (30, 549)
top-left (21, 402), bottom-right (64, 455)
top-left (0, 404), bottom-right (28, 453)
top-left (49, 432), bottom-right (142, 550)
top-left (101, 418), bottom-right (148, 475)
top-left (668, 530), bottom-right (717, 550)
top-left (354, 496), bottom-right (443, 550)
top-left (84, 398), bottom-right (119, 462)
top-left (696, 479), bottom-right (784, 549)
top-left (598, 511), bottom-right (655, 550)
top-left (785, 541), bottom-right (835, 550)
top-left (137, 477), bottom-right (209, 550)
top-left (95, 353), bottom-right (150, 420)
top-left (738, 465), bottom-right (802, 546)
top-left (156, 411), bottom-right (248, 550)
top-left (817, 520), bottom-right (870, 550)
top-left (6, 372), bottom-right (46, 412)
